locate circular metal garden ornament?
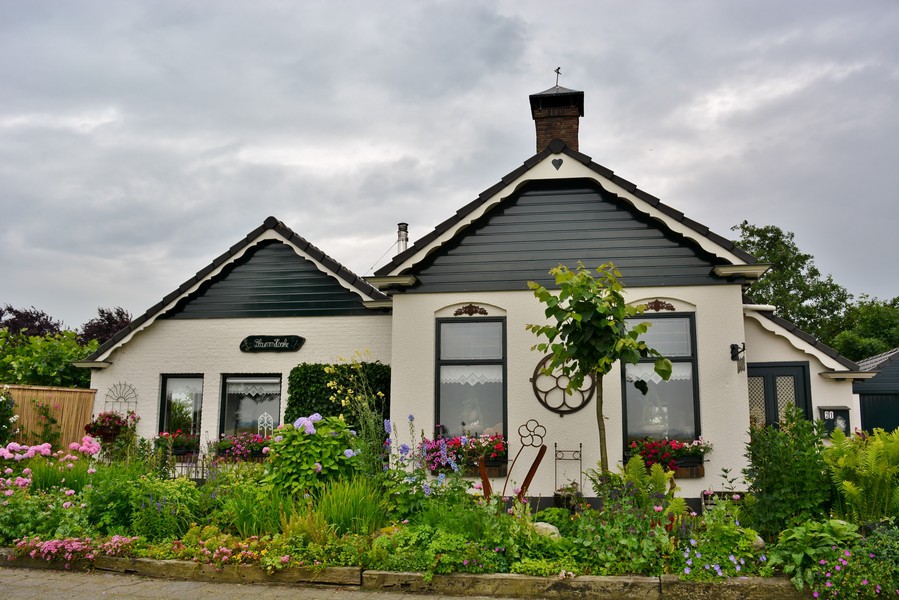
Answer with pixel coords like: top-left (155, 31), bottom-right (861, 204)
top-left (531, 355), bottom-right (595, 416)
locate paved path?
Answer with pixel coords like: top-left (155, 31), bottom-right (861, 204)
top-left (0, 567), bottom-right (512, 600)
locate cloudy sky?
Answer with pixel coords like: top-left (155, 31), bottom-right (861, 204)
top-left (2, 1), bottom-right (897, 329)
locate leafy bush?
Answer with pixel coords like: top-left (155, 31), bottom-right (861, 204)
top-left (768, 519), bottom-right (861, 590)
top-left (262, 415), bottom-right (358, 494)
top-left (0, 329), bottom-right (97, 388)
top-left (742, 403), bottom-right (830, 540)
top-left (825, 428), bottom-right (899, 524)
top-left (806, 525), bottom-right (899, 597)
top-left (285, 360), bottom-right (390, 424)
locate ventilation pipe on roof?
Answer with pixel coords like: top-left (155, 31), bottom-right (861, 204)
top-left (397, 222), bottom-right (408, 255)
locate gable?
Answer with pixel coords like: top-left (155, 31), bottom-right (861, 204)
top-left (161, 239), bottom-right (372, 318)
top-left (405, 178), bottom-right (728, 292)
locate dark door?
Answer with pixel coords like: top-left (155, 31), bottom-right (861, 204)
top-left (860, 394), bottom-right (899, 432)
top-left (747, 363), bottom-right (811, 428)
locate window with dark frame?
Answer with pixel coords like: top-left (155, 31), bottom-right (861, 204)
top-left (622, 315), bottom-right (700, 443)
top-left (159, 375), bottom-right (203, 437)
top-left (220, 375), bottom-right (281, 436)
top-left (436, 318), bottom-right (506, 439)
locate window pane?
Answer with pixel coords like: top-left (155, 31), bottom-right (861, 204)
top-left (625, 363), bottom-right (696, 440)
top-left (162, 377), bottom-right (203, 436)
top-left (438, 365), bottom-right (503, 438)
top-left (223, 376), bottom-right (280, 436)
top-left (627, 317), bottom-right (692, 357)
top-left (440, 322), bottom-right (503, 360)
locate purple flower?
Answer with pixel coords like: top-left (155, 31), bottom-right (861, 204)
top-left (314, 462), bottom-right (322, 473)
top-left (399, 443), bottom-right (410, 456)
top-left (408, 414), bottom-right (414, 422)
top-left (309, 413), bottom-right (322, 422)
top-left (384, 419), bottom-right (391, 434)
top-left (344, 449), bottom-right (356, 458)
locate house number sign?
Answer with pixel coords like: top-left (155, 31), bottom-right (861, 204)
top-left (239, 335), bottom-right (305, 353)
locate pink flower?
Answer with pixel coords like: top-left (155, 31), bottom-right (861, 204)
top-left (3, 490), bottom-right (13, 497)
top-left (653, 505), bottom-right (663, 512)
top-left (62, 502), bottom-right (71, 508)
top-left (65, 489), bottom-right (75, 496)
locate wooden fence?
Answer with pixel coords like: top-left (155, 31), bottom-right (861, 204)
top-left (5, 384), bottom-right (96, 448)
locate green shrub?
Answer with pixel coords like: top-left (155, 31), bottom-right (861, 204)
top-left (768, 519), bottom-right (861, 590)
top-left (805, 525), bottom-right (899, 597)
top-left (0, 386), bottom-right (17, 445)
top-left (82, 462), bottom-right (146, 535)
top-left (742, 403), bottom-right (830, 540)
top-left (825, 428), bottom-right (899, 525)
top-left (285, 361), bottom-right (390, 424)
top-left (262, 415), bottom-right (358, 494)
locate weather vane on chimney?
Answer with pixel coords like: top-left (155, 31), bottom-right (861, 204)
top-left (554, 67), bottom-right (561, 86)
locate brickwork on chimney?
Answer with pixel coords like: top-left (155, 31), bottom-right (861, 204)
top-left (532, 106), bottom-right (581, 152)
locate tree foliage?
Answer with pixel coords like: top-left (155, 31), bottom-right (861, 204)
top-left (733, 221), bottom-right (898, 362)
top-left (733, 221), bottom-right (852, 342)
top-left (830, 296), bottom-right (899, 361)
top-left (527, 263), bottom-right (672, 472)
top-left (78, 306), bottom-right (132, 345)
top-left (0, 304), bottom-right (63, 337)
top-left (0, 329), bottom-right (96, 388)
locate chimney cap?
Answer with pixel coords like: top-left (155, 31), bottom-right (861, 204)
top-left (529, 85), bottom-right (584, 116)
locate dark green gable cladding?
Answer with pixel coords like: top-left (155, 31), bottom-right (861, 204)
top-left (161, 240), bottom-right (372, 318)
top-left (407, 179), bottom-right (727, 292)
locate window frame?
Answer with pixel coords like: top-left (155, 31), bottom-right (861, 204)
top-left (434, 316), bottom-right (507, 439)
top-left (159, 374), bottom-right (204, 437)
top-left (620, 312), bottom-right (701, 445)
top-left (218, 373), bottom-right (282, 436)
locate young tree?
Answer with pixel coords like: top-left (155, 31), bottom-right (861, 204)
top-left (527, 263), bottom-right (672, 473)
top-left (79, 306), bottom-right (132, 345)
top-left (732, 221), bottom-right (852, 342)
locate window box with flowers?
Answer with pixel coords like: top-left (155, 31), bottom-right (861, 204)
top-left (157, 430), bottom-right (201, 456)
top-left (212, 432), bottom-right (270, 461)
top-left (421, 432), bottom-right (508, 478)
top-left (628, 437), bottom-right (713, 478)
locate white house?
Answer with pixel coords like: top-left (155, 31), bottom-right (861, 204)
top-left (77, 85), bottom-right (869, 499)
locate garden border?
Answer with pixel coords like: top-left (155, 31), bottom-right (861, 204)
top-left (0, 550), bottom-right (806, 599)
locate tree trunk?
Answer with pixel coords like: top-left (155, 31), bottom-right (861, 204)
top-left (595, 372), bottom-right (608, 472)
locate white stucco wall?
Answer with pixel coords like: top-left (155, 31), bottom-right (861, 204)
top-left (88, 315), bottom-right (391, 443)
top-left (744, 314), bottom-right (859, 430)
top-left (389, 284), bottom-right (751, 500)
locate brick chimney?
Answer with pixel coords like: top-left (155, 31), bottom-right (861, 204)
top-left (529, 85), bottom-right (585, 152)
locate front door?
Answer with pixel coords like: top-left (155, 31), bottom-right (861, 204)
top-left (747, 362), bottom-right (811, 428)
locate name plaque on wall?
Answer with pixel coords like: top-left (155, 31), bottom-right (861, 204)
top-left (239, 335), bottom-right (305, 353)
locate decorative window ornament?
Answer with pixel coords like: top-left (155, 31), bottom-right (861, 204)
top-left (645, 299), bottom-right (676, 312)
top-left (453, 303), bottom-right (489, 316)
top-left (531, 356), bottom-right (596, 416)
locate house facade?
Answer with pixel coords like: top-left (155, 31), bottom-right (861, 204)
top-left (78, 85), bottom-right (868, 498)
